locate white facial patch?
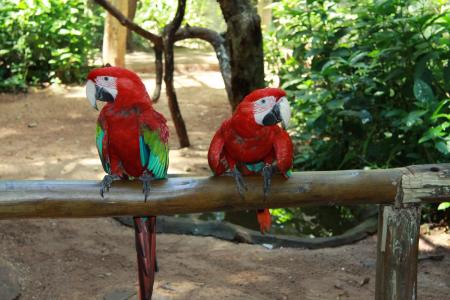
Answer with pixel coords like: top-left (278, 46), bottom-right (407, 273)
top-left (85, 79), bottom-right (97, 109)
top-left (278, 97), bottom-right (291, 129)
top-left (95, 76), bottom-right (118, 99)
top-left (253, 96), bottom-right (277, 126)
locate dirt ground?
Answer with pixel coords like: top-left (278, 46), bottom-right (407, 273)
top-left (0, 51), bottom-right (449, 300)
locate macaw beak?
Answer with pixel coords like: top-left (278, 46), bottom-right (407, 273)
top-left (85, 80), bottom-right (98, 111)
top-left (262, 97), bottom-right (291, 129)
top-left (278, 96), bottom-right (291, 129)
top-left (86, 79), bottom-right (117, 111)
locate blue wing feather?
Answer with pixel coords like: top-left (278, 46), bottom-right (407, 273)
top-left (140, 128), bottom-right (169, 179)
top-left (96, 123), bottom-right (110, 173)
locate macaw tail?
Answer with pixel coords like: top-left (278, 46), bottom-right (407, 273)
top-left (256, 209), bottom-right (272, 234)
top-left (133, 216), bottom-right (157, 300)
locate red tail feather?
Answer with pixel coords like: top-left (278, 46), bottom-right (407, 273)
top-left (133, 216), bottom-right (157, 300)
top-left (256, 209), bottom-right (271, 234)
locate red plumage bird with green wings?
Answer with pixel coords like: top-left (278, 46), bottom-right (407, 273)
top-left (208, 88), bottom-right (293, 233)
top-left (86, 66), bottom-right (169, 300)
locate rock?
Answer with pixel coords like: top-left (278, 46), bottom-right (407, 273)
top-left (104, 289), bottom-right (136, 300)
top-left (159, 281), bottom-right (176, 291)
top-left (0, 259), bottom-right (21, 300)
top-left (359, 277), bottom-right (370, 287)
top-left (27, 122), bottom-right (37, 128)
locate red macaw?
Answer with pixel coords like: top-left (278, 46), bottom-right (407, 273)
top-left (208, 88), bottom-right (293, 233)
top-left (86, 66), bottom-right (169, 300)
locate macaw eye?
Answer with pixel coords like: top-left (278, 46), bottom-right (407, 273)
top-left (104, 77), bottom-right (109, 81)
top-left (255, 96), bottom-right (275, 107)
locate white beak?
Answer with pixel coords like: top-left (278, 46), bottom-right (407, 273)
top-left (85, 80), bottom-right (98, 110)
top-left (278, 97), bottom-right (291, 129)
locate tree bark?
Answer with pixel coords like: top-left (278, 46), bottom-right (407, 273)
top-left (218, 0), bottom-right (265, 110)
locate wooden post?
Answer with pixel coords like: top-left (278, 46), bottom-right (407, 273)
top-left (375, 202), bottom-right (421, 299)
top-left (102, 0), bottom-right (128, 67)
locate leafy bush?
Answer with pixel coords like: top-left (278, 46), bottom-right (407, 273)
top-left (267, 0), bottom-right (450, 170)
top-left (0, 0), bottom-right (104, 92)
top-left (265, 0), bottom-right (450, 233)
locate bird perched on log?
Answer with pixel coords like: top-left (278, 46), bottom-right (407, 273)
top-left (86, 66), bottom-right (169, 300)
top-left (208, 88), bottom-right (293, 233)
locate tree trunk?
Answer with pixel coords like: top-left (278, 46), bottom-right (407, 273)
top-left (218, 0), bottom-right (265, 110)
top-left (126, 0), bottom-right (138, 51)
top-left (102, 0), bottom-right (128, 67)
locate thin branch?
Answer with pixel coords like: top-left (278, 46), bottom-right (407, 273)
top-left (164, 0), bottom-right (186, 38)
top-left (151, 46), bottom-right (163, 102)
top-left (162, 0), bottom-right (190, 147)
top-left (175, 26), bottom-right (222, 46)
top-left (175, 26), bottom-right (232, 101)
top-left (93, 0), bottom-right (162, 48)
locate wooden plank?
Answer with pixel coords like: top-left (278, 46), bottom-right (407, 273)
top-left (0, 169), bottom-right (403, 219)
top-left (375, 204), bottom-right (421, 300)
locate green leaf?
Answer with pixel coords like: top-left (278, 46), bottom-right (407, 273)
top-left (437, 202), bottom-right (450, 210)
top-left (326, 99), bottom-right (344, 110)
top-left (413, 79), bottom-right (434, 102)
top-left (403, 110), bottom-right (427, 127)
top-left (349, 51), bottom-right (368, 66)
top-left (435, 141), bottom-right (449, 155)
top-left (419, 126), bottom-right (446, 143)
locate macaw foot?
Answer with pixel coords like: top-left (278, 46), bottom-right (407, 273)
top-left (232, 167), bottom-right (248, 198)
top-left (140, 173), bottom-right (153, 202)
top-left (100, 174), bottom-right (120, 198)
top-left (262, 164), bottom-right (275, 198)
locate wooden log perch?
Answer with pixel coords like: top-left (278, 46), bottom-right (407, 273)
top-left (0, 164), bottom-right (448, 219)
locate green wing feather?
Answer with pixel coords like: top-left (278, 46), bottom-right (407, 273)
top-left (140, 127), bottom-right (169, 179)
top-left (96, 123), bottom-right (110, 174)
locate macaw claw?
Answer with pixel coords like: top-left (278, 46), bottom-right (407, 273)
top-left (262, 164), bottom-right (274, 199)
top-left (100, 174), bottom-right (119, 198)
top-left (232, 167), bottom-right (248, 198)
top-left (140, 173), bottom-right (153, 202)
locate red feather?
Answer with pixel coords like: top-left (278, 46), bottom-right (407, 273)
top-left (208, 88), bottom-right (294, 233)
top-left (88, 66), bottom-right (167, 300)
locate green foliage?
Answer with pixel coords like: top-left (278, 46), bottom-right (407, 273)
top-left (271, 206), bottom-right (364, 237)
top-left (0, 0), bottom-right (104, 92)
top-left (265, 0), bottom-right (450, 233)
top-left (438, 202), bottom-right (450, 210)
top-left (267, 0), bottom-right (450, 170)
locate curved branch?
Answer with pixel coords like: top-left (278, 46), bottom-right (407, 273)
top-left (115, 215), bottom-right (378, 249)
top-left (164, 0), bottom-right (186, 37)
top-left (162, 0), bottom-right (190, 147)
top-left (151, 46), bottom-right (163, 102)
top-left (93, 0), bottom-right (162, 48)
top-left (175, 26), bottom-right (232, 102)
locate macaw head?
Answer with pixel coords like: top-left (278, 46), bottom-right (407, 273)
top-left (235, 88), bottom-right (291, 129)
top-left (85, 66), bottom-right (150, 110)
